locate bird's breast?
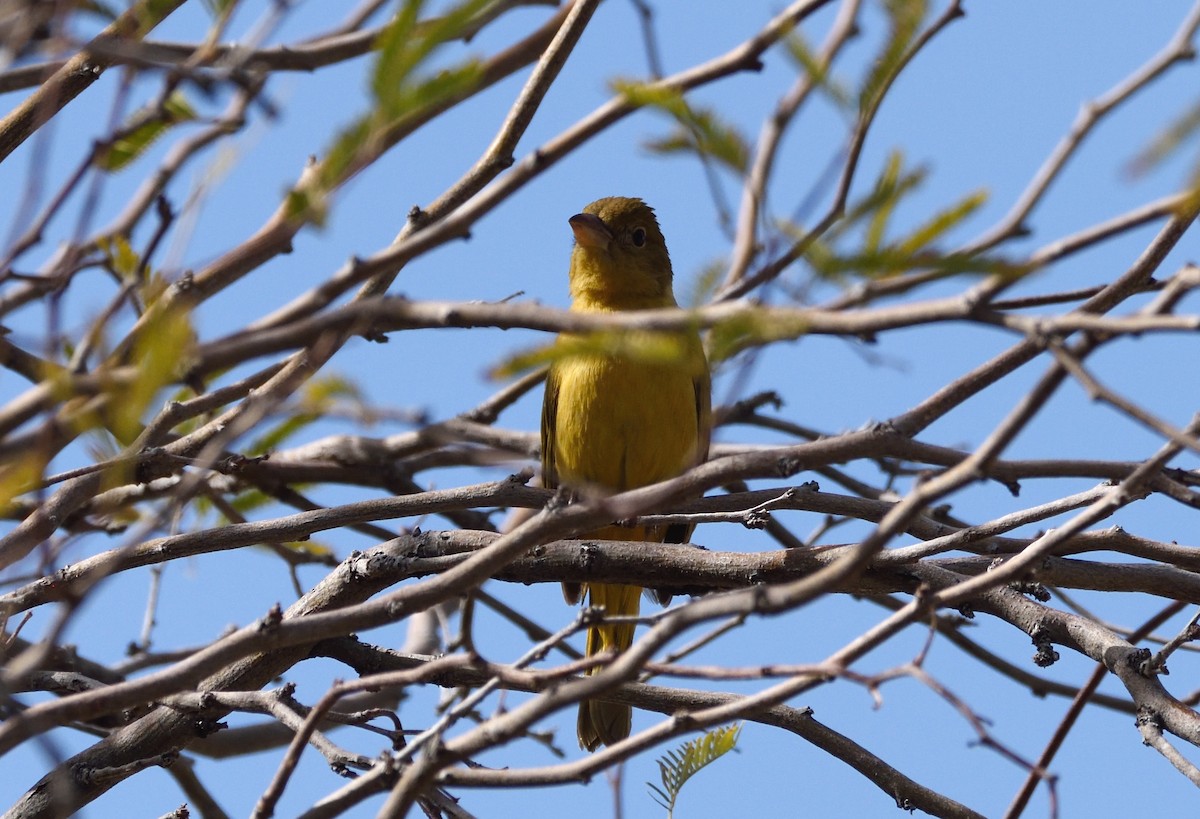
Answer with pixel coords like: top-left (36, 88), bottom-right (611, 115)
top-left (551, 349), bottom-right (701, 492)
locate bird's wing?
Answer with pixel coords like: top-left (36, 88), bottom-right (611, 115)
top-left (540, 364), bottom-right (560, 490)
top-left (542, 363), bottom-right (584, 604)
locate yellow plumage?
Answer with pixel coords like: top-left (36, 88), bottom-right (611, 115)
top-left (541, 197), bottom-right (711, 751)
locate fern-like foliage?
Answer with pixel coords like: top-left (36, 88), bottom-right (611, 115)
top-left (648, 724), bottom-right (742, 817)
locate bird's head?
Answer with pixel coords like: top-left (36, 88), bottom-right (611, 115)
top-left (567, 197), bottom-right (676, 310)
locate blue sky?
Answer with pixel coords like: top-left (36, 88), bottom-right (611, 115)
top-left (3, 1), bottom-right (1200, 816)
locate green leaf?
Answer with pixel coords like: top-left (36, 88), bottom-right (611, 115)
top-left (284, 183), bottom-right (329, 228)
top-left (1128, 96), bottom-right (1200, 212)
top-left (276, 539), bottom-right (335, 560)
top-left (110, 303), bottom-right (195, 443)
top-left (202, 0), bottom-right (238, 17)
top-left (372, 0), bottom-right (426, 106)
top-left (493, 330), bottom-right (702, 380)
top-left (246, 412), bottom-right (319, 457)
top-left (706, 309), bottom-right (810, 362)
top-left (774, 153), bottom-right (989, 286)
top-left (301, 374), bottom-right (364, 410)
top-left (859, 0), bottom-right (927, 111)
top-left (813, 180), bottom-right (989, 281)
top-left (245, 374), bottom-right (365, 455)
top-left (847, 159), bottom-right (926, 233)
top-left (308, 117), bottom-right (373, 214)
top-left (230, 489), bottom-right (272, 516)
top-left (687, 257), bottom-right (727, 308)
top-left (864, 151), bottom-right (905, 253)
top-left (895, 188), bottom-right (988, 256)
top-left (82, 1), bottom-right (120, 22)
top-left (648, 724), bottom-right (742, 817)
top-left (644, 108), bottom-right (750, 175)
top-left (613, 80), bottom-right (691, 119)
top-left (383, 58), bottom-right (485, 128)
top-left (0, 450), bottom-right (48, 514)
top-left (372, 0), bottom-right (490, 111)
top-left (615, 80), bottom-right (750, 175)
top-left (291, 0), bottom-right (489, 221)
top-left (1183, 173), bottom-right (1200, 215)
top-left (793, 152), bottom-right (925, 249)
top-left (96, 91), bottom-right (197, 172)
top-left (1129, 98), bottom-right (1200, 177)
top-left (98, 234), bottom-right (142, 280)
top-left (800, 235), bottom-right (838, 279)
top-left (137, 0), bottom-right (187, 33)
top-left (808, 245), bottom-right (1025, 282)
top-left (783, 30), bottom-right (851, 109)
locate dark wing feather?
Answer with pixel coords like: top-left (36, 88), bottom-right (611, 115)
top-left (540, 365), bottom-right (559, 490)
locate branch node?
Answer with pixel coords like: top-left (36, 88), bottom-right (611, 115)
top-left (218, 452), bottom-right (269, 473)
top-left (508, 467), bottom-right (534, 486)
top-left (579, 604), bottom-right (607, 627)
top-left (1135, 704), bottom-right (1163, 738)
top-left (258, 603), bottom-right (284, 633)
top-left (744, 510), bottom-right (770, 528)
top-left (1128, 647), bottom-right (1154, 676)
top-left (1030, 628), bottom-right (1059, 668)
top-left (1009, 579), bottom-right (1050, 602)
top-left (671, 710), bottom-right (700, 732)
top-left (193, 717), bottom-right (226, 738)
top-left (774, 454), bottom-right (801, 478)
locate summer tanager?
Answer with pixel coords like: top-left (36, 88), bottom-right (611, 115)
top-left (541, 197), bottom-right (711, 751)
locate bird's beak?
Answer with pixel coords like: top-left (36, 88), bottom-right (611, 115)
top-left (569, 212), bottom-right (613, 251)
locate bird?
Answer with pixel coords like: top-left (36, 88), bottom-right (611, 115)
top-left (541, 196), bottom-right (711, 751)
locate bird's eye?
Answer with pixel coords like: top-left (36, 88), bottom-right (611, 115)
top-left (631, 227), bottom-right (647, 247)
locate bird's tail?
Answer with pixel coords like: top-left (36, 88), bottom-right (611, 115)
top-left (577, 581), bottom-right (640, 751)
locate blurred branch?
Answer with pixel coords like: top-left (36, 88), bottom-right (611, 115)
top-left (962, 0), bottom-right (1200, 255)
top-left (724, 0), bottom-right (863, 290)
top-left (717, 0), bottom-right (966, 301)
top-left (0, 0), bottom-right (187, 162)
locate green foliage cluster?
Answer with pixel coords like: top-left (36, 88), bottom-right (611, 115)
top-left (648, 724), bottom-right (743, 817)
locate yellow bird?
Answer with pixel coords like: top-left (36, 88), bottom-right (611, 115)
top-left (541, 197), bottom-right (711, 751)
